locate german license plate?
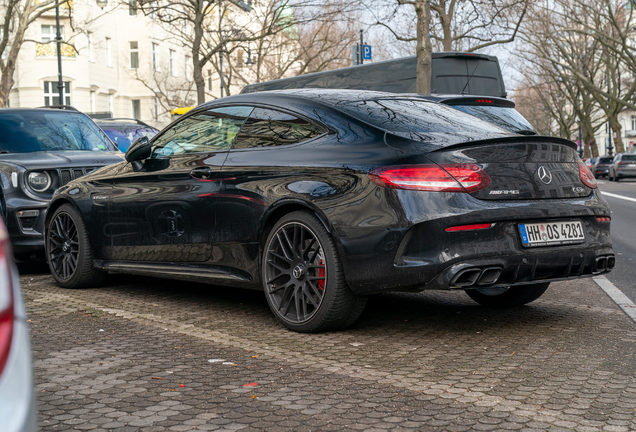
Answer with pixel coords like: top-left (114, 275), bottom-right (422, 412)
top-left (518, 221), bottom-right (585, 247)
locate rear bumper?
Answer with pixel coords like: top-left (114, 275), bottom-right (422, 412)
top-left (615, 169), bottom-right (636, 178)
top-left (334, 189), bottom-right (613, 295)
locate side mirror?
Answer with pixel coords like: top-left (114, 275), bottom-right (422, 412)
top-left (125, 136), bottom-right (151, 162)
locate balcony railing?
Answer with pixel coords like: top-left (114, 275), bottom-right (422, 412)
top-left (36, 42), bottom-right (76, 58)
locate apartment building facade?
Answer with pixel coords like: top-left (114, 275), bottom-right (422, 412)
top-left (8, 1), bottom-right (249, 128)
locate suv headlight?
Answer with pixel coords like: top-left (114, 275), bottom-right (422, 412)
top-left (27, 171), bottom-right (52, 192)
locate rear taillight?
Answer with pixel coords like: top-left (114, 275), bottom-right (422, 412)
top-left (578, 162), bottom-right (598, 189)
top-left (618, 162), bottom-right (628, 166)
top-left (368, 164), bottom-right (491, 193)
top-left (445, 223), bottom-right (494, 232)
top-left (0, 219), bottom-right (14, 376)
top-left (596, 217), bottom-right (611, 222)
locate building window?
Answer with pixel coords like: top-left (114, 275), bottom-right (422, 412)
top-left (129, 41), bottom-right (139, 69)
top-left (167, 4), bottom-right (173, 24)
top-left (90, 90), bottom-right (96, 112)
top-left (169, 49), bottom-right (176, 76)
top-left (207, 69), bottom-right (212, 91)
top-left (105, 37), bottom-right (111, 67)
top-left (153, 97), bottom-right (159, 120)
top-left (43, 81), bottom-right (71, 106)
top-left (631, 115), bottom-right (636, 131)
top-left (129, 0), bottom-right (137, 16)
top-left (152, 42), bottom-right (159, 71)
top-left (41, 25), bottom-right (63, 43)
top-left (185, 55), bottom-right (191, 77)
top-left (87, 32), bottom-right (94, 61)
top-left (131, 99), bottom-right (141, 119)
top-left (149, 0), bottom-right (158, 19)
top-left (108, 94), bottom-right (113, 114)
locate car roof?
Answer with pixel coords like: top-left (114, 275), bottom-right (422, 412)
top-left (0, 107), bottom-right (83, 115)
top-left (200, 89), bottom-right (440, 110)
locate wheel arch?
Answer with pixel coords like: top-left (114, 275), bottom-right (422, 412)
top-left (259, 200), bottom-right (336, 250)
top-left (45, 197), bottom-right (81, 234)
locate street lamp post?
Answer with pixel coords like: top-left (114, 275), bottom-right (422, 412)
top-left (55, 0), bottom-right (64, 105)
top-left (55, 0), bottom-right (108, 105)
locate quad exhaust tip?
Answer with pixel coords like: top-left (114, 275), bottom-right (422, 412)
top-left (594, 254), bottom-right (615, 274)
top-left (451, 267), bottom-right (502, 288)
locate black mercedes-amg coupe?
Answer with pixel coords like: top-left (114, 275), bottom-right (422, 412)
top-left (44, 90), bottom-right (614, 332)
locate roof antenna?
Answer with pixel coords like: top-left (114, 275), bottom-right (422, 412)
top-left (461, 61), bottom-right (481, 95)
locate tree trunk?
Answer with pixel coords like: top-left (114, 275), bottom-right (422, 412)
top-left (438, 8), bottom-right (452, 51)
top-left (0, 13), bottom-right (28, 107)
top-left (415, 0), bottom-right (432, 94)
top-left (192, 2), bottom-right (206, 105)
top-left (0, 58), bottom-right (16, 107)
top-left (608, 115), bottom-right (624, 155)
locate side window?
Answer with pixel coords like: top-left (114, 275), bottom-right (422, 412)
top-left (151, 106), bottom-right (253, 157)
top-left (233, 108), bottom-right (324, 150)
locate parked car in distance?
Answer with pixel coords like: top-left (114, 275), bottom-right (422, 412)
top-left (609, 153), bottom-right (636, 181)
top-left (45, 90), bottom-right (613, 333)
top-left (593, 157), bottom-right (613, 178)
top-left (94, 118), bottom-right (160, 153)
top-left (0, 107), bottom-right (124, 259)
top-left (0, 218), bottom-right (36, 432)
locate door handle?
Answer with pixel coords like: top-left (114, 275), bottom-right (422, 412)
top-left (190, 167), bottom-right (213, 180)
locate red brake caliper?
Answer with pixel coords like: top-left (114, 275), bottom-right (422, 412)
top-left (318, 259), bottom-right (325, 291)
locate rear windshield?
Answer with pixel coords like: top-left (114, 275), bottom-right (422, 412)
top-left (598, 158), bottom-right (613, 163)
top-left (334, 99), bottom-right (509, 141)
top-left (622, 154), bottom-right (636, 161)
top-left (450, 105), bottom-right (536, 135)
top-left (0, 111), bottom-right (116, 153)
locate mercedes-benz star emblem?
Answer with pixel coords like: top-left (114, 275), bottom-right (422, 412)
top-left (537, 166), bottom-right (553, 185)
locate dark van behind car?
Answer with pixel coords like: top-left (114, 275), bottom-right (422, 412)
top-left (241, 52), bottom-right (507, 98)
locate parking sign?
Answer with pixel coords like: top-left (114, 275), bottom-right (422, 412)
top-left (363, 45), bottom-right (372, 61)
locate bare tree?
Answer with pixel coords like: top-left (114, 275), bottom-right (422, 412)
top-left (518, 0), bottom-right (636, 154)
top-left (368, 0), bottom-right (527, 93)
top-left (0, 0), bottom-right (68, 107)
top-left (226, 5), bottom-right (361, 93)
top-left (128, 57), bottom-right (197, 122)
top-left (140, 0), bottom-right (359, 104)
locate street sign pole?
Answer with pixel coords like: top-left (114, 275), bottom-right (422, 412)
top-left (359, 30), bottom-right (364, 65)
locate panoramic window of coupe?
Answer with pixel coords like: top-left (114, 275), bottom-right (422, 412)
top-left (44, 89), bottom-right (614, 332)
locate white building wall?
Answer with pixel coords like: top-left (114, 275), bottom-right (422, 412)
top-left (9, 1), bottom-right (194, 129)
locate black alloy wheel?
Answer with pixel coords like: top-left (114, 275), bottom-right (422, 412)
top-left (46, 204), bottom-right (105, 288)
top-left (465, 282), bottom-right (550, 308)
top-left (262, 211), bottom-right (367, 332)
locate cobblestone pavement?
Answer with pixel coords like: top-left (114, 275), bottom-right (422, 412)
top-left (19, 263), bottom-right (636, 431)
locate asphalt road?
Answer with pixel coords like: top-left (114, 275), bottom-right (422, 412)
top-left (597, 178), bottom-right (636, 303)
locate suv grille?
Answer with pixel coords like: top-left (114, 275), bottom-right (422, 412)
top-left (57, 167), bottom-right (97, 186)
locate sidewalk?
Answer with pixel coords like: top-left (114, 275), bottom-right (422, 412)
top-left (22, 270), bottom-right (636, 431)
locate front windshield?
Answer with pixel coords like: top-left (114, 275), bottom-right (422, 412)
top-left (0, 111), bottom-right (116, 153)
top-left (450, 105), bottom-right (536, 135)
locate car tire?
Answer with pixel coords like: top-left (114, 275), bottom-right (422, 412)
top-left (46, 204), bottom-right (106, 288)
top-left (464, 282), bottom-right (550, 308)
top-left (262, 211), bottom-right (367, 333)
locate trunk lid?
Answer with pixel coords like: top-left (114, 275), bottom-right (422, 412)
top-left (424, 139), bottom-right (589, 200)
